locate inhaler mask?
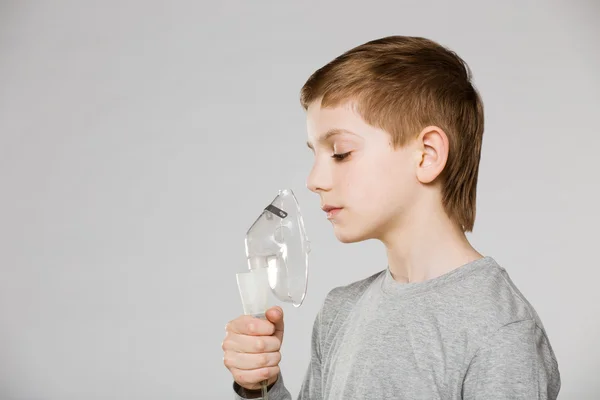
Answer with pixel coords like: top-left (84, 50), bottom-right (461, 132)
top-left (237, 189), bottom-right (310, 314)
top-left (235, 189), bottom-right (311, 398)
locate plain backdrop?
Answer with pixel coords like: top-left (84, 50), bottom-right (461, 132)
top-left (0, 1), bottom-right (599, 399)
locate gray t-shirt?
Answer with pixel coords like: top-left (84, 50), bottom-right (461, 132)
top-left (233, 256), bottom-right (561, 399)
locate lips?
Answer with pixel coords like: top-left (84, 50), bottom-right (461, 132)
top-left (322, 205), bottom-right (343, 219)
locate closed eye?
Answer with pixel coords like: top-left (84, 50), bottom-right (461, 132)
top-left (331, 152), bottom-right (351, 161)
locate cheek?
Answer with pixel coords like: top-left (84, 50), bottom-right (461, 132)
top-left (364, 156), bottom-right (412, 211)
top-left (344, 157), bottom-right (396, 207)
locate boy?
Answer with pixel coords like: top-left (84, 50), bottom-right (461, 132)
top-left (222, 35), bottom-right (561, 399)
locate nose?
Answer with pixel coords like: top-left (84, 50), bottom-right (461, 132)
top-left (306, 158), bottom-right (332, 193)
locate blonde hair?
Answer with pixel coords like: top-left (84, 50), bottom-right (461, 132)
top-left (300, 36), bottom-right (484, 232)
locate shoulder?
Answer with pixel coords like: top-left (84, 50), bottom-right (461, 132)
top-left (455, 257), bottom-right (557, 357)
top-left (464, 257), bottom-right (547, 329)
top-left (326, 269), bottom-right (382, 303)
top-left (316, 269), bottom-right (384, 335)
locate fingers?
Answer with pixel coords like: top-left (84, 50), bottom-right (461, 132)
top-left (223, 350), bottom-right (282, 371)
top-left (222, 312), bottom-right (285, 392)
top-left (222, 332), bottom-right (281, 353)
top-left (229, 366), bottom-right (281, 390)
top-left (265, 306), bottom-right (285, 343)
top-left (226, 315), bottom-right (276, 336)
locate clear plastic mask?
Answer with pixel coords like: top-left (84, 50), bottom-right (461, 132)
top-left (244, 189), bottom-right (310, 307)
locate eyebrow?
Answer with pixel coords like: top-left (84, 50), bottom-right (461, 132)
top-left (306, 128), bottom-right (357, 150)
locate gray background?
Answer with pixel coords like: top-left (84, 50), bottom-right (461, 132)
top-left (0, 1), bottom-right (598, 399)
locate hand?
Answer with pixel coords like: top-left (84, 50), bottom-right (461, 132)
top-left (222, 306), bottom-right (285, 391)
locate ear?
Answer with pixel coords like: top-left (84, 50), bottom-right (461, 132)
top-left (415, 126), bottom-right (449, 184)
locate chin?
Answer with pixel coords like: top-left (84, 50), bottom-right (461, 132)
top-left (332, 225), bottom-right (371, 244)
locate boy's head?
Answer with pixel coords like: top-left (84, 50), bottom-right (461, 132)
top-left (302, 36), bottom-right (484, 244)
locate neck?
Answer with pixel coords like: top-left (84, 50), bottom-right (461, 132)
top-left (380, 200), bottom-right (482, 284)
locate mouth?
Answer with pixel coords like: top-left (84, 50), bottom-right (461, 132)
top-left (322, 205), bottom-right (343, 219)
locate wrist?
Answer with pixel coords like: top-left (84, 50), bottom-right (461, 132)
top-left (234, 378), bottom-right (277, 399)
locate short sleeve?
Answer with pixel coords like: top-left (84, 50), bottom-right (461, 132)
top-left (462, 319), bottom-right (561, 400)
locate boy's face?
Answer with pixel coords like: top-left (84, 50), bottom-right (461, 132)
top-left (305, 100), bottom-right (421, 243)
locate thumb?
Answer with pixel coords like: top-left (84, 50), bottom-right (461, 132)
top-left (265, 306), bottom-right (284, 343)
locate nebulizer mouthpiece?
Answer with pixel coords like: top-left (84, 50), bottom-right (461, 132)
top-left (235, 189), bottom-right (311, 399)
